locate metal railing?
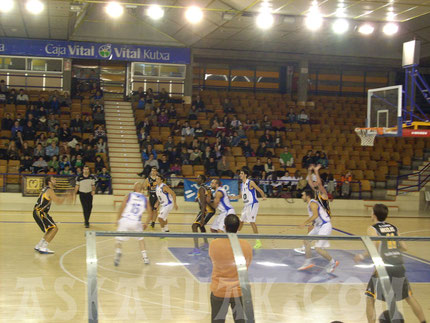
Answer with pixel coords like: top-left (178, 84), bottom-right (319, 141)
top-left (85, 231), bottom-right (430, 323)
top-left (396, 162), bottom-right (430, 195)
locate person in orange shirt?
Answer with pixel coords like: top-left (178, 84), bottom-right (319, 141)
top-left (209, 214), bottom-right (253, 323)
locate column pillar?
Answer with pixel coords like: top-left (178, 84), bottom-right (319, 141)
top-left (297, 59), bottom-right (309, 104)
top-left (184, 49), bottom-right (193, 102)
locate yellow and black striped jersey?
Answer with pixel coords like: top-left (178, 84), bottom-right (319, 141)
top-left (34, 186), bottom-right (52, 212)
top-left (197, 185), bottom-right (215, 213)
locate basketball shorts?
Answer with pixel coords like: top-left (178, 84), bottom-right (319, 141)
top-left (116, 217), bottom-right (144, 241)
top-left (308, 222), bottom-right (332, 248)
top-left (158, 203), bottom-right (173, 221)
top-left (240, 203), bottom-right (259, 223)
top-left (149, 193), bottom-right (158, 210)
top-left (365, 266), bottom-right (411, 301)
top-left (194, 211), bottom-right (215, 226)
top-left (33, 209), bottom-right (56, 233)
top-left (211, 209), bottom-right (235, 232)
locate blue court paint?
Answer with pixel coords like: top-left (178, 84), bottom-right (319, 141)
top-left (169, 247), bottom-right (430, 284)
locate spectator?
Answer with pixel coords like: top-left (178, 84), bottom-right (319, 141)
top-left (230, 116), bottom-right (242, 129)
top-left (94, 155), bottom-right (105, 172)
top-left (252, 158), bottom-right (264, 178)
top-left (259, 171), bottom-right (273, 197)
top-left (59, 155), bottom-right (71, 171)
top-left (237, 124), bottom-right (246, 139)
top-left (16, 89), bottom-right (29, 104)
top-left (259, 130), bottom-right (274, 147)
top-left (0, 79), bottom-right (7, 93)
top-left (158, 111), bottom-right (169, 127)
top-left (180, 147), bottom-right (190, 165)
top-left (287, 108), bottom-right (296, 123)
top-left (137, 96), bottom-right (145, 110)
top-left (2, 113), bottom-right (14, 130)
top-left (94, 125), bottom-right (106, 140)
top-left (231, 131), bottom-right (241, 147)
top-left (194, 122), bottom-right (204, 137)
top-left (202, 146), bottom-right (213, 163)
top-left (50, 96), bottom-right (60, 114)
top-left (11, 121), bottom-right (23, 138)
top-left (275, 171), bottom-right (294, 196)
top-left (93, 100), bottom-right (104, 112)
top-left (172, 120), bottom-right (182, 136)
top-left (83, 145), bottom-right (96, 163)
top-left (20, 155), bottom-right (33, 172)
top-left (274, 130), bottom-right (283, 148)
top-left (168, 104), bottom-right (177, 118)
top-left (96, 138), bottom-right (106, 154)
top-left (48, 155), bottom-right (59, 172)
top-left (192, 95), bottom-right (205, 112)
top-left (217, 155), bottom-right (234, 178)
top-left (142, 144), bottom-right (157, 161)
top-left (158, 88), bottom-right (170, 104)
top-left (209, 214), bottom-right (252, 323)
top-left (222, 98), bottom-right (235, 114)
top-left (32, 156), bottom-right (48, 173)
top-left (15, 113), bottom-right (24, 126)
top-left (47, 114), bottom-right (59, 132)
top-left (301, 150), bottom-right (313, 169)
top-left (33, 143), bottom-right (45, 158)
top-left (170, 158), bottom-right (182, 176)
top-left (318, 152), bottom-right (329, 169)
top-left (181, 121), bottom-right (194, 137)
top-left (97, 167), bottom-right (111, 194)
top-left (70, 114), bottom-right (83, 133)
top-left (60, 91), bottom-right (72, 107)
top-left (81, 115), bottom-right (93, 133)
top-left (73, 154), bottom-right (85, 170)
top-left (21, 141), bottom-right (33, 156)
top-left (71, 143), bottom-right (83, 158)
top-left (190, 148), bottom-right (202, 165)
top-left (297, 109), bottom-right (309, 124)
top-left (205, 157), bottom-right (217, 176)
top-left (158, 154), bottom-right (170, 176)
top-left (7, 141), bottom-right (20, 160)
top-left (47, 167), bottom-right (57, 175)
top-left (132, 86), bottom-right (145, 103)
top-left (188, 138), bottom-right (201, 152)
top-left (280, 147), bottom-right (294, 168)
top-left (144, 153), bottom-right (159, 170)
top-left (341, 171), bottom-right (352, 198)
top-left (262, 115), bottom-right (272, 130)
top-left (241, 140), bottom-right (254, 157)
top-left (59, 123), bottom-right (72, 142)
top-left (256, 142), bottom-right (268, 157)
top-left (93, 107), bottom-right (105, 125)
top-left (38, 114), bottom-right (48, 132)
top-left (45, 142), bottom-right (59, 159)
top-left (92, 90), bottom-right (104, 104)
top-left (6, 89), bottom-right (16, 104)
top-left (326, 173), bottom-right (337, 196)
top-left (188, 105), bottom-right (198, 120)
top-left (164, 136), bottom-right (175, 151)
top-left (37, 97), bottom-right (49, 110)
top-left (60, 165), bottom-right (73, 175)
top-left (265, 157), bottom-right (275, 175)
top-left (83, 133), bottom-right (96, 147)
top-left (144, 88), bottom-right (154, 111)
top-left (137, 117), bottom-right (151, 134)
top-left (46, 133), bottom-right (58, 147)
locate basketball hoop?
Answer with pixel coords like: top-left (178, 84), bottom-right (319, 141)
top-left (355, 128), bottom-right (382, 146)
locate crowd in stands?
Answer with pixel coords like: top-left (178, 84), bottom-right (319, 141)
top-left (0, 83), bottom-right (111, 194)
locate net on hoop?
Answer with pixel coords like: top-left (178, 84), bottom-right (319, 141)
top-left (355, 128), bottom-right (382, 146)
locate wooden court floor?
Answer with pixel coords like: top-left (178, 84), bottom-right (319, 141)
top-left (0, 207), bottom-right (429, 323)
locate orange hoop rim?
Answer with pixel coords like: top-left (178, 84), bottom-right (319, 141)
top-left (355, 127), bottom-right (397, 135)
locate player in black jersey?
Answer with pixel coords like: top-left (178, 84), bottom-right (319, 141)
top-left (189, 175), bottom-right (215, 256)
top-left (144, 167), bottom-right (159, 228)
top-left (354, 204), bottom-right (426, 323)
top-left (33, 176), bottom-right (68, 254)
top-left (295, 164), bottom-right (330, 254)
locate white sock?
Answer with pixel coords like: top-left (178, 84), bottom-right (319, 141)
top-left (42, 240), bottom-right (48, 248)
top-left (116, 248), bottom-right (121, 254)
top-left (164, 225), bottom-right (169, 231)
top-left (141, 250), bottom-right (147, 258)
top-left (37, 238), bottom-right (45, 247)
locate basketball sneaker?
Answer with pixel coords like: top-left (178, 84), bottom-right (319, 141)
top-left (150, 222), bottom-right (155, 229)
top-left (199, 243), bottom-right (209, 251)
top-left (298, 259), bottom-right (315, 271)
top-left (114, 252), bottom-right (122, 266)
top-left (188, 248), bottom-right (201, 256)
top-left (38, 247), bottom-right (55, 254)
top-left (294, 246), bottom-right (315, 254)
top-left (253, 239), bottom-right (262, 249)
top-left (143, 257), bottom-right (150, 265)
top-left (326, 260), bottom-right (339, 273)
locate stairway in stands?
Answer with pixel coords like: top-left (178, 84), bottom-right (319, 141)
top-left (104, 101), bottom-right (142, 204)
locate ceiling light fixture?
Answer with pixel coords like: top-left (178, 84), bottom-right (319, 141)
top-left (146, 4), bottom-right (164, 20)
top-left (383, 22), bottom-right (399, 35)
top-left (358, 23), bottom-right (374, 35)
top-left (26, 0), bottom-right (44, 14)
top-left (332, 18), bottom-right (349, 34)
top-left (305, 3), bottom-right (323, 31)
top-left (0, 0), bottom-right (14, 13)
top-left (256, 12), bottom-right (274, 29)
top-left (185, 6), bottom-right (203, 24)
top-left (105, 1), bottom-right (123, 19)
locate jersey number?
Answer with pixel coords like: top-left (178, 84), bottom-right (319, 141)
top-left (386, 233), bottom-right (397, 249)
top-left (243, 194), bottom-right (247, 200)
top-left (131, 203), bottom-right (141, 214)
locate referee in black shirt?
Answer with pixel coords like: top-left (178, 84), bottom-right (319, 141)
top-left (75, 166), bottom-right (96, 228)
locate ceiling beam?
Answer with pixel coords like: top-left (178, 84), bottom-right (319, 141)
top-left (70, 2), bottom-right (90, 38)
top-left (17, 0), bottom-right (30, 38)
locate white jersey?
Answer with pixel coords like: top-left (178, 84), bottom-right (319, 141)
top-left (242, 179), bottom-right (258, 205)
top-left (216, 187), bottom-right (234, 214)
top-left (308, 199), bottom-right (331, 227)
top-left (156, 183), bottom-right (172, 206)
top-left (121, 192), bottom-right (147, 222)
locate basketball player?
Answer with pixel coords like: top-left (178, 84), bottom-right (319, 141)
top-left (189, 175), bottom-right (215, 255)
top-left (33, 176), bottom-right (68, 254)
top-left (143, 166), bottom-right (158, 229)
top-left (298, 189), bottom-right (339, 273)
top-left (354, 204), bottom-right (426, 323)
top-left (230, 168), bottom-right (266, 249)
top-left (295, 164), bottom-right (331, 254)
top-left (114, 182), bottom-right (152, 266)
top-left (155, 174), bottom-right (178, 233)
top-left (209, 179), bottom-right (236, 233)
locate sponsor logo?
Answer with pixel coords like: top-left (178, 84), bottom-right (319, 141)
top-left (98, 44), bottom-right (112, 58)
top-left (114, 47), bottom-right (140, 59)
top-left (411, 131), bottom-right (429, 135)
top-left (45, 44), bottom-right (95, 57)
top-left (143, 49), bottom-right (170, 61)
top-left (0, 43), bottom-right (4, 52)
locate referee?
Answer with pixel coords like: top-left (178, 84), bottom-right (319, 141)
top-left (75, 165), bottom-right (97, 228)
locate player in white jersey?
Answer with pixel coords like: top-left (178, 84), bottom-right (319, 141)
top-left (209, 179), bottom-right (236, 232)
top-left (298, 189), bottom-right (339, 273)
top-left (230, 168), bottom-right (266, 249)
top-left (155, 174), bottom-right (178, 233)
top-left (114, 182), bottom-right (152, 266)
